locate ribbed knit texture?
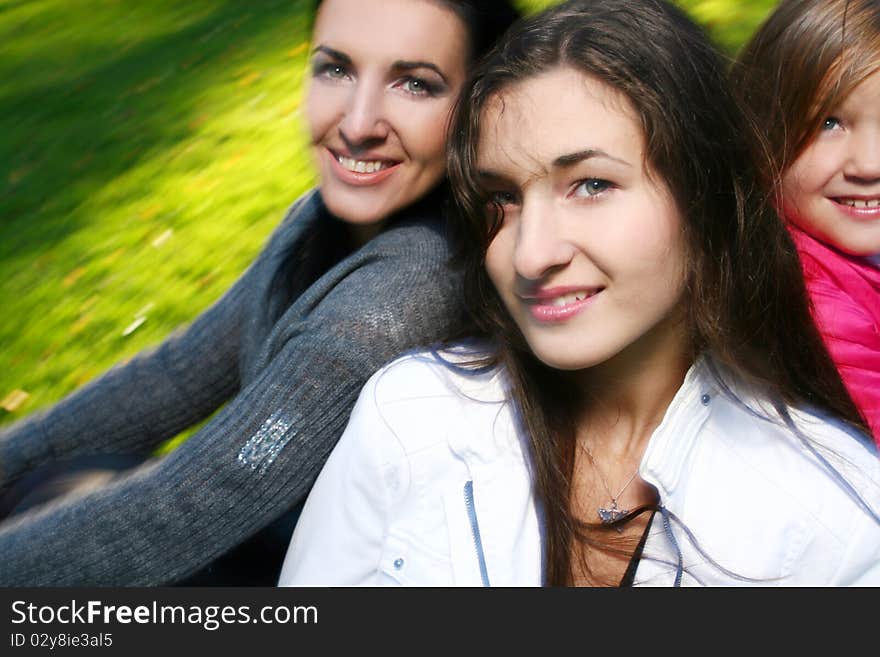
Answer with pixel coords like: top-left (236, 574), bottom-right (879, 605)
top-left (0, 189), bottom-right (463, 585)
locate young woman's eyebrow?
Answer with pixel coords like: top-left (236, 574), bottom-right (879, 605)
top-left (312, 45), bottom-right (351, 64)
top-left (391, 60), bottom-right (448, 83)
top-left (477, 170), bottom-right (510, 184)
top-left (476, 148), bottom-right (631, 182)
top-left (553, 148), bottom-right (632, 168)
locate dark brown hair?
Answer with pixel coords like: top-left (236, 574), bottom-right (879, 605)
top-left (446, 0), bottom-right (867, 585)
top-left (312, 0), bottom-right (521, 65)
top-left (733, 0), bottom-right (880, 178)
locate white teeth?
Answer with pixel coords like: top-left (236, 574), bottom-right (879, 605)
top-left (336, 155), bottom-right (389, 174)
top-left (839, 198), bottom-right (880, 208)
top-left (550, 291), bottom-right (591, 306)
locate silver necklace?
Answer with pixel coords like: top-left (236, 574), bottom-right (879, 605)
top-left (579, 442), bottom-right (641, 526)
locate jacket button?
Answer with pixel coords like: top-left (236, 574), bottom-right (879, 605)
top-left (393, 558), bottom-right (405, 570)
top-left (701, 394), bottom-right (711, 405)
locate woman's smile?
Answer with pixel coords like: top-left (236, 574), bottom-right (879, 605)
top-left (325, 147), bottom-right (401, 185)
top-left (520, 286), bottom-right (604, 323)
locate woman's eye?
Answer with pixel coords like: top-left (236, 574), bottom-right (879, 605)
top-left (822, 116), bottom-right (842, 131)
top-left (314, 62), bottom-right (348, 80)
top-left (397, 76), bottom-right (439, 97)
top-left (572, 178), bottom-right (612, 197)
top-left (490, 190), bottom-right (518, 206)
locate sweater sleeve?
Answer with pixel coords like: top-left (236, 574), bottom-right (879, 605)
top-left (0, 195), bottom-right (317, 490)
top-left (0, 274), bottom-right (244, 487)
top-left (0, 217), bottom-right (462, 585)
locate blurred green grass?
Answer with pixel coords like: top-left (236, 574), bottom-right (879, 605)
top-left (0, 0), bottom-right (778, 433)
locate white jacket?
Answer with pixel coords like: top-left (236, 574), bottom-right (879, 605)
top-left (279, 349), bottom-right (880, 586)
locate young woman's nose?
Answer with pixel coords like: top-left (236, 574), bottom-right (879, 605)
top-left (338, 79), bottom-right (389, 148)
top-left (844, 127), bottom-right (880, 184)
top-left (512, 197), bottom-right (574, 281)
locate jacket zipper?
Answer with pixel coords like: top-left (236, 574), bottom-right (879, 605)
top-left (463, 480), bottom-right (491, 586)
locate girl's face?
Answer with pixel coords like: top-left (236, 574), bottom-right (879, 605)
top-left (782, 69), bottom-right (880, 256)
top-left (307, 0), bottom-right (468, 237)
top-left (479, 67), bottom-right (689, 373)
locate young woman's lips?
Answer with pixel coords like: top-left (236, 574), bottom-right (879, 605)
top-left (830, 196), bottom-right (880, 219)
top-left (521, 286), bottom-right (603, 323)
top-left (326, 148), bottom-right (401, 186)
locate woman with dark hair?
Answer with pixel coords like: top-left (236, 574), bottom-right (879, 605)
top-left (279, 0), bottom-right (880, 586)
top-left (0, 0), bottom-right (520, 585)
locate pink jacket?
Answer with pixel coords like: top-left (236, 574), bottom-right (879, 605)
top-left (790, 227), bottom-right (880, 444)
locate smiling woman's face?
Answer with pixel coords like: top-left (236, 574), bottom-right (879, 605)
top-left (307, 0), bottom-right (469, 235)
top-left (479, 67), bottom-right (689, 374)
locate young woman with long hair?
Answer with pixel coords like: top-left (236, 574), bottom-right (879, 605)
top-left (279, 0), bottom-right (880, 586)
top-left (0, 0), bottom-right (520, 585)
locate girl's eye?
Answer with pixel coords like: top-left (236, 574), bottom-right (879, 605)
top-left (822, 116), bottom-right (842, 131)
top-left (572, 178), bottom-right (612, 197)
top-left (397, 76), bottom-right (440, 97)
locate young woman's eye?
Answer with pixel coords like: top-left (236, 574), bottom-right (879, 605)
top-left (397, 76), bottom-right (441, 97)
top-left (313, 61), bottom-right (349, 81)
top-left (489, 190), bottom-right (519, 207)
top-left (572, 178), bottom-right (612, 198)
top-left (821, 116), bottom-right (842, 131)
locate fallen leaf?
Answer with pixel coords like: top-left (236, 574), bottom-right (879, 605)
top-left (1, 389), bottom-right (30, 412)
top-left (238, 71), bottom-right (261, 88)
top-left (139, 204), bottom-right (162, 221)
top-left (70, 312), bottom-right (94, 334)
top-left (122, 317), bottom-right (146, 337)
top-left (151, 229), bottom-right (173, 247)
top-left (63, 267), bottom-right (86, 287)
top-left (288, 42), bottom-right (308, 57)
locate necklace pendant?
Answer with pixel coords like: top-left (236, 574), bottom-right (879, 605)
top-left (597, 504), bottom-right (628, 526)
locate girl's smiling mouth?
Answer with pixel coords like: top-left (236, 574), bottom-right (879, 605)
top-left (830, 195), bottom-right (880, 218)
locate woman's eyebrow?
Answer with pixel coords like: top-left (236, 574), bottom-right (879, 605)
top-left (477, 169), bottom-right (509, 183)
top-left (553, 148), bottom-right (632, 168)
top-left (312, 45), bottom-right (351, 64)
top-left (391, 60), bottom-right (448, 83)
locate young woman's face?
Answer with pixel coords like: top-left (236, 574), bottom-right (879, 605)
top-left (479, 68), bottom-right (688, 372)
top-left (782, 69), bottom-right (880, 256)
top-left (307, 0), bottom-right (468, 234)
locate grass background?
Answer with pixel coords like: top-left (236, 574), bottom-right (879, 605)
top-left (0, 0), bottom-right (778, 439)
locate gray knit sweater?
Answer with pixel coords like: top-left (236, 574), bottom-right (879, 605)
top-left (0, 188), bottom-right (463, 585)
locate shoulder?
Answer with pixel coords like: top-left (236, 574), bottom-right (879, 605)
top-left (361, 201), bottom-right (451, 262)
top-left (706, 382), bottom-right (880, 537)
top-left (707, 374), bottom-right (879, 490)
top-left (664, 369), bottom-right (880, 583)
top-left (783, 406), bottom-right (880, 501)
top-left (255, 188), bottom-right (325, 258)
top-left (349, 343), bottom-right (510, 457)
top-left (277, 188), bottom-right (324, 226)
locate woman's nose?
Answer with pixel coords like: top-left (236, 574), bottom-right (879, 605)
top-left (512, 198), bottom-right (574, 281)
top-left (338, 80), bottom-right (389, 148)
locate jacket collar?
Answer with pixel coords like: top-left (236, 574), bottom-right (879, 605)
top-left (638, 356), bottom-right (719, 496)
top-left (445, 352), bottom-right (726, 492)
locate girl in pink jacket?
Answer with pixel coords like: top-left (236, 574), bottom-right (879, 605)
top-left (735, 0), bottom-right (880, 443)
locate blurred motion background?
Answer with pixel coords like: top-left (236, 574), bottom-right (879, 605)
top-left (0, 0), bottom-right (778, 445)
